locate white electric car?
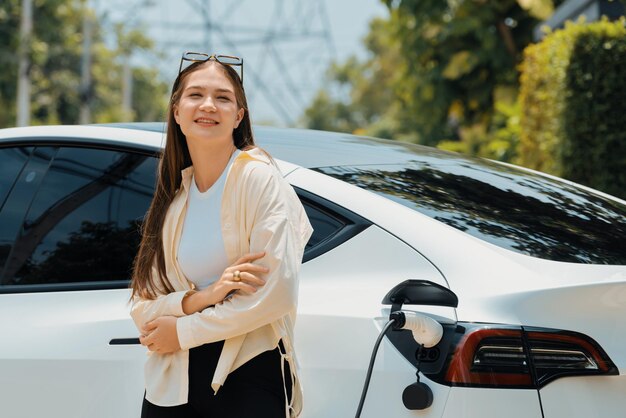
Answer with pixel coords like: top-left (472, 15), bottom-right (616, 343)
top-left (0, 124), bottom-right (624, 418)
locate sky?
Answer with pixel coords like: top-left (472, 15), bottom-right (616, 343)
top-left (95, 0), bottom-right (389, 126)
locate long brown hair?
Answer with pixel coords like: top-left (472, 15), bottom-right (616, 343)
top-left (131, 59), bottom-right (255, 300)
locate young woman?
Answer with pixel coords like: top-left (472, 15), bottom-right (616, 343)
top-left (130, 52), bottom-right (313, 418)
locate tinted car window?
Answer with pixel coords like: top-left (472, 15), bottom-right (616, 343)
top-left (318, 160), bottom-right (626, 264)
top-left (0, 144), bottom-right (364, 290)
top-left (296, 188), bottom-right (371, 263)
top-left (0, 146), bottom-right (156, 287)
top-left (302, 203), bottom-right (344, 250)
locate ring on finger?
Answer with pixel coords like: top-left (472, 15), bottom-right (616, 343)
top-left (233, 270), bottom-right (241, 282)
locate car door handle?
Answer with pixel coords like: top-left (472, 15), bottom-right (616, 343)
top-left (109, 338), bottom-right (141, 345)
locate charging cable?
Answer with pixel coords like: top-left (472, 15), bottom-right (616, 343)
top-left (354, 311), bottom-right (444, 418)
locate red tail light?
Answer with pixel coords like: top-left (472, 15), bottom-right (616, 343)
top-left (524, 328), bottom-right (617, 387)
top-left (388, 323), bottom-right (619, 389)
top-left (445, 327), bottom-right (533, 387)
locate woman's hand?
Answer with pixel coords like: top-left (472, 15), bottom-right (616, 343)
top-left (182, 251), bottom-right (269, 314)
top-left (205, 251), bottom-right (269, 304)
top-left (140, 316), bottom-right (180, 354)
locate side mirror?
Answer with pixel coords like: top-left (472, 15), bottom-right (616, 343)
top-left (382, 279), bottom-right (458, 312)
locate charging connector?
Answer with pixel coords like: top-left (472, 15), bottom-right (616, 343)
top-left (390, 311), bottom-right (443, 348)
top-left (354, 311), bottom-right (444, 417)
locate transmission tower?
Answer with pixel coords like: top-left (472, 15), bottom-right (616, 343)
top-left (98, 0), bottom-right (337, 126)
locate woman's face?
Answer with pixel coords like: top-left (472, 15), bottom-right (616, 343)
top-left (174, 63), bottom-right (244, 148)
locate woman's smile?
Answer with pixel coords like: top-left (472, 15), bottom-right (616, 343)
top-left (195, 117), bottom-right (219, 126)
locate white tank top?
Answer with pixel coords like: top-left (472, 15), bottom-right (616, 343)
top-left (177, 150), bottom-right (240, 289)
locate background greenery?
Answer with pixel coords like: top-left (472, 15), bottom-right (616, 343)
top-left (0, 0), bottom-right (167, 127)
top-left (2, 0), bottom-right (625, 198)
top-left (520, 18), bottom-right (626, 198)
top-left (564, 25), bottom-right (626, 199)
top-left (303, 0), bottom-right (626, 199)
top-left (304, 0), bottom-right (561, 151)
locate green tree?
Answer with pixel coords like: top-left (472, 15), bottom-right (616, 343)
top-left (302, 18), bottom-right (403, 139)
top-left (519, 18), bottom-right (626, 198)
top-left (0, 0), bottom-right (167, 128)
top-left (303, 0), bottom-right (560, 157)
top-left (385, 0), bottom-right (560, 146)
top-left (0, 0), bottom-right (26, 127)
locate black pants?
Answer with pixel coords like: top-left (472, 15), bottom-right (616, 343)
top-left (141, 340), bottom-right (292, 418)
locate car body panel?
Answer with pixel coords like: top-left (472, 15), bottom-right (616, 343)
top-left (0, 289), bottom-right (144, 418)
top-left (540, 375), bottom-right (626, 418)
top-left (442, 387), bottom-right (542, 418)
top-left (0, 125), bottom-right (164, 151)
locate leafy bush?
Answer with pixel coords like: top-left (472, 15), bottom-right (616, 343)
top-left (518, 17), bottom-right (626, 199)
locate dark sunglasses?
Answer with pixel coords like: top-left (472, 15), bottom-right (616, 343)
top-left (178, 52), bottom-right (244, 83)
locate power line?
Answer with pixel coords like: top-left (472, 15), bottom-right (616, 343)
top-left (101, 0), bottom-right (336, 126)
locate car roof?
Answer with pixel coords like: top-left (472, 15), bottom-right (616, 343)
top-left (1, 123), bottom-right (623, 205)
top-left (0, 123), bottom-right (472, 169)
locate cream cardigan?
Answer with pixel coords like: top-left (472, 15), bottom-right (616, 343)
top-left (130, 148), bottom-right (313, 417)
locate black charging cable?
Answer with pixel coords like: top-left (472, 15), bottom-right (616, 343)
top-left (354, 318), bottom-right (396, 418)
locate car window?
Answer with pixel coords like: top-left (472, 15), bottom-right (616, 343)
top-left (317, 160), bottom-right (626, 265)
top-left (302, 203), bottom-right (344, 250)
top-left (296, 188), bottom-right (371, 263)
top-left (0, 144), bottom-right (368, 291)
top-left (0, 146), bottom-right (156, 288)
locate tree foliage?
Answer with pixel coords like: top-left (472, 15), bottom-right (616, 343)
top-left (303, 0), bottom-right (559, 155)
top-left (383, 0), bottom-right (544, 146)
top-left (303, 18), bottom-right (403, 139)
top-left (0, 0), bottom-right (167, 128)
top-left (519, 17), bottom-right (626, 198)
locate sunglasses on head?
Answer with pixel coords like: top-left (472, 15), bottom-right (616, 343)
top-left (178, 52), bottom-right (244, 83)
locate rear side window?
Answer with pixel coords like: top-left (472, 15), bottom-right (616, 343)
top-left (297, 188), bottom-right (370, 263)
top-left (0, 146), bottom-right (156, 289)
top-left (318, 160), bottom-right (626, 265)
top-left (302, 203), bottom-right (344, 250)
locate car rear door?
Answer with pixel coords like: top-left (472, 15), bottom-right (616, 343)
top-left (0, 143), bottom-right (156, 418)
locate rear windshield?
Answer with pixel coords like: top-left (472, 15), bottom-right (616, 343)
top-left (317, 160), bottom-right (626, 265)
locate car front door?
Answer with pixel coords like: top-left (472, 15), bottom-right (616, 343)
top-left (0, 143), bottom-right (156, 418)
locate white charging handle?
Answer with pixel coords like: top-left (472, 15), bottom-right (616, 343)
top-left (392, 311), bottom-right (443, 348)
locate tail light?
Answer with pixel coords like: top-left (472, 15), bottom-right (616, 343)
top-left (524, 327), bottom-right (617, 387)
top-left (445, 327), bottom-right (533, 387)
top-left (388, 323), bottom-right (618, 389)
